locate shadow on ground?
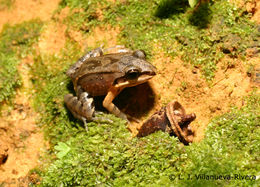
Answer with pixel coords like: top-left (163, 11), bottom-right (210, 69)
top-left (189, 2), bottom-right (212, 29)
top-left (115, 82), bottom-right (156, 119)
top-left (155, 0), bottom-right (212, 29)
top-left (154, 0), bottom-right (189, 18)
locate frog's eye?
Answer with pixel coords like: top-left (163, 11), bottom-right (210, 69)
top-left (126, 68), bottom-right (140, 80)
top-left (133, 50), bottom-right (146, 59)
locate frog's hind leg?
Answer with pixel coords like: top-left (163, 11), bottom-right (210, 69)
top-left (66, 47), bottom-right (104, 77)
top-left (78, 47), bottom-right (104, 62)
top-left (64, 87), bottom-right (95, 130)
top-left (64, 86), bottom-right (114, 130)
top-left (76, 86), bottom-right (114, 123)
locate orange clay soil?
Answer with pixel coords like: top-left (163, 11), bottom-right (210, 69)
top-left (0, 57), bottom-right (47, 186)
top-left (131, 47), bottom-right (258, 141)
top-left (0, 0), bottom-right (59, 186)
top-left (0, 0), bottom-right (260, 186)
top-left (0, 0), bottom-right (60, 31)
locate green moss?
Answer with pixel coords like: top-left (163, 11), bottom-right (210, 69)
top-left (0, 0), bottom-right (14, 10)
top-left (31, 40), bottom-right (86, 144)
top-left (0, 19), bottom-right (43, 57)
top-left (37, 91), bottom-right (259, 186)
top-left (0, 20), bottom-right (43, 105)
top-left (57, 0), bottom-right (110, 34)
top-left (0, 53), bottom-right (20, 104)
top-left (41, 128), bottom-right (182, 186)
top-left (176, 93), bottom-right (260, 186)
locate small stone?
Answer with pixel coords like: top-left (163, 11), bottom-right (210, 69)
top-left (0, 148), bottom-right (8, 165)
top-left (192, 69), bottom-right (197, 74)
top-left (209, 106), bottom-right (217, 113)
top-left (12, 169), bottom-right (18, 175)
top-left (246, 47), bottom-right (259, 57)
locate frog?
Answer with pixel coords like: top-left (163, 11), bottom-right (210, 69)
top-left (64, 46), bottom-right (156, 130)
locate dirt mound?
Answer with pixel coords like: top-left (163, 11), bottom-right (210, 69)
top-left (0, 0), bottom-right (60, 185)
top-left (0, 57), bottom-right (46, 185)
top-left (0, 0), bottom-right (60, 31)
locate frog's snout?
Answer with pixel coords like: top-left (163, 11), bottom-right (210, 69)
top-left (150, 65), bottom-right (157, 76)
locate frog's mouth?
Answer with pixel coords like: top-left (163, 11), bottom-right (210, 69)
top-left (114, 72), bottom-right (156, 88)
top-left (134, 73), bottom-right (156, 83)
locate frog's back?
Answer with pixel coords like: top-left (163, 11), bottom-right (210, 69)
top-left (67, 52), bottom-right (133, 96)
top-left (67, 53), bottom-right (131, 79)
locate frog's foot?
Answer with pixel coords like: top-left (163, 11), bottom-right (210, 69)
top-left (102, 86), bottom-right (131, 124)
top-left (93, 115), bottom-right (114, 124)
top-left (78, 86), bottom-right (115, 124)
top-left (103, 95), bottom-right (129, 123)
top-left (82, 118), bottom-right (88, 131)
top-left (64, 92), bottom-right (95, 130)
top-left (126, 115), bottom-right (140, 123)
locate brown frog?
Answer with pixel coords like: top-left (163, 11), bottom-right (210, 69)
top-left (64, 46), bottom-right (156, 130)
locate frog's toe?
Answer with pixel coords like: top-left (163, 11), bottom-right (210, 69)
top-left (64, 93), bottom-right (95, 122)
top-left (79, 92), bottom-right (93, 105)
top-left (127, 115), bottom-right (140, 123)
top-left (78, 92), bottom-right (95, 119)
top-left (82, 118), bottom-right (88, 131)
top-left (93, 115), bottom-right (114, 124)
top-left (82, 100), bottom-right (95, 119)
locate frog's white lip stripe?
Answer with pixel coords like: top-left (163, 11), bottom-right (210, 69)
top-left (136, 74), bottom-right (155, 82)
top-left (115, 74), bottom-right (154, 88)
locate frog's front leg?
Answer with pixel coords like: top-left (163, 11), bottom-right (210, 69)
top-left (102, 86), bottom-right (129, 123)
top-left (64, 86), bottom-right (95, 130)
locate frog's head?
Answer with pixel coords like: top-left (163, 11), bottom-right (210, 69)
top-left (115, 50), bottom-right (156, 87)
